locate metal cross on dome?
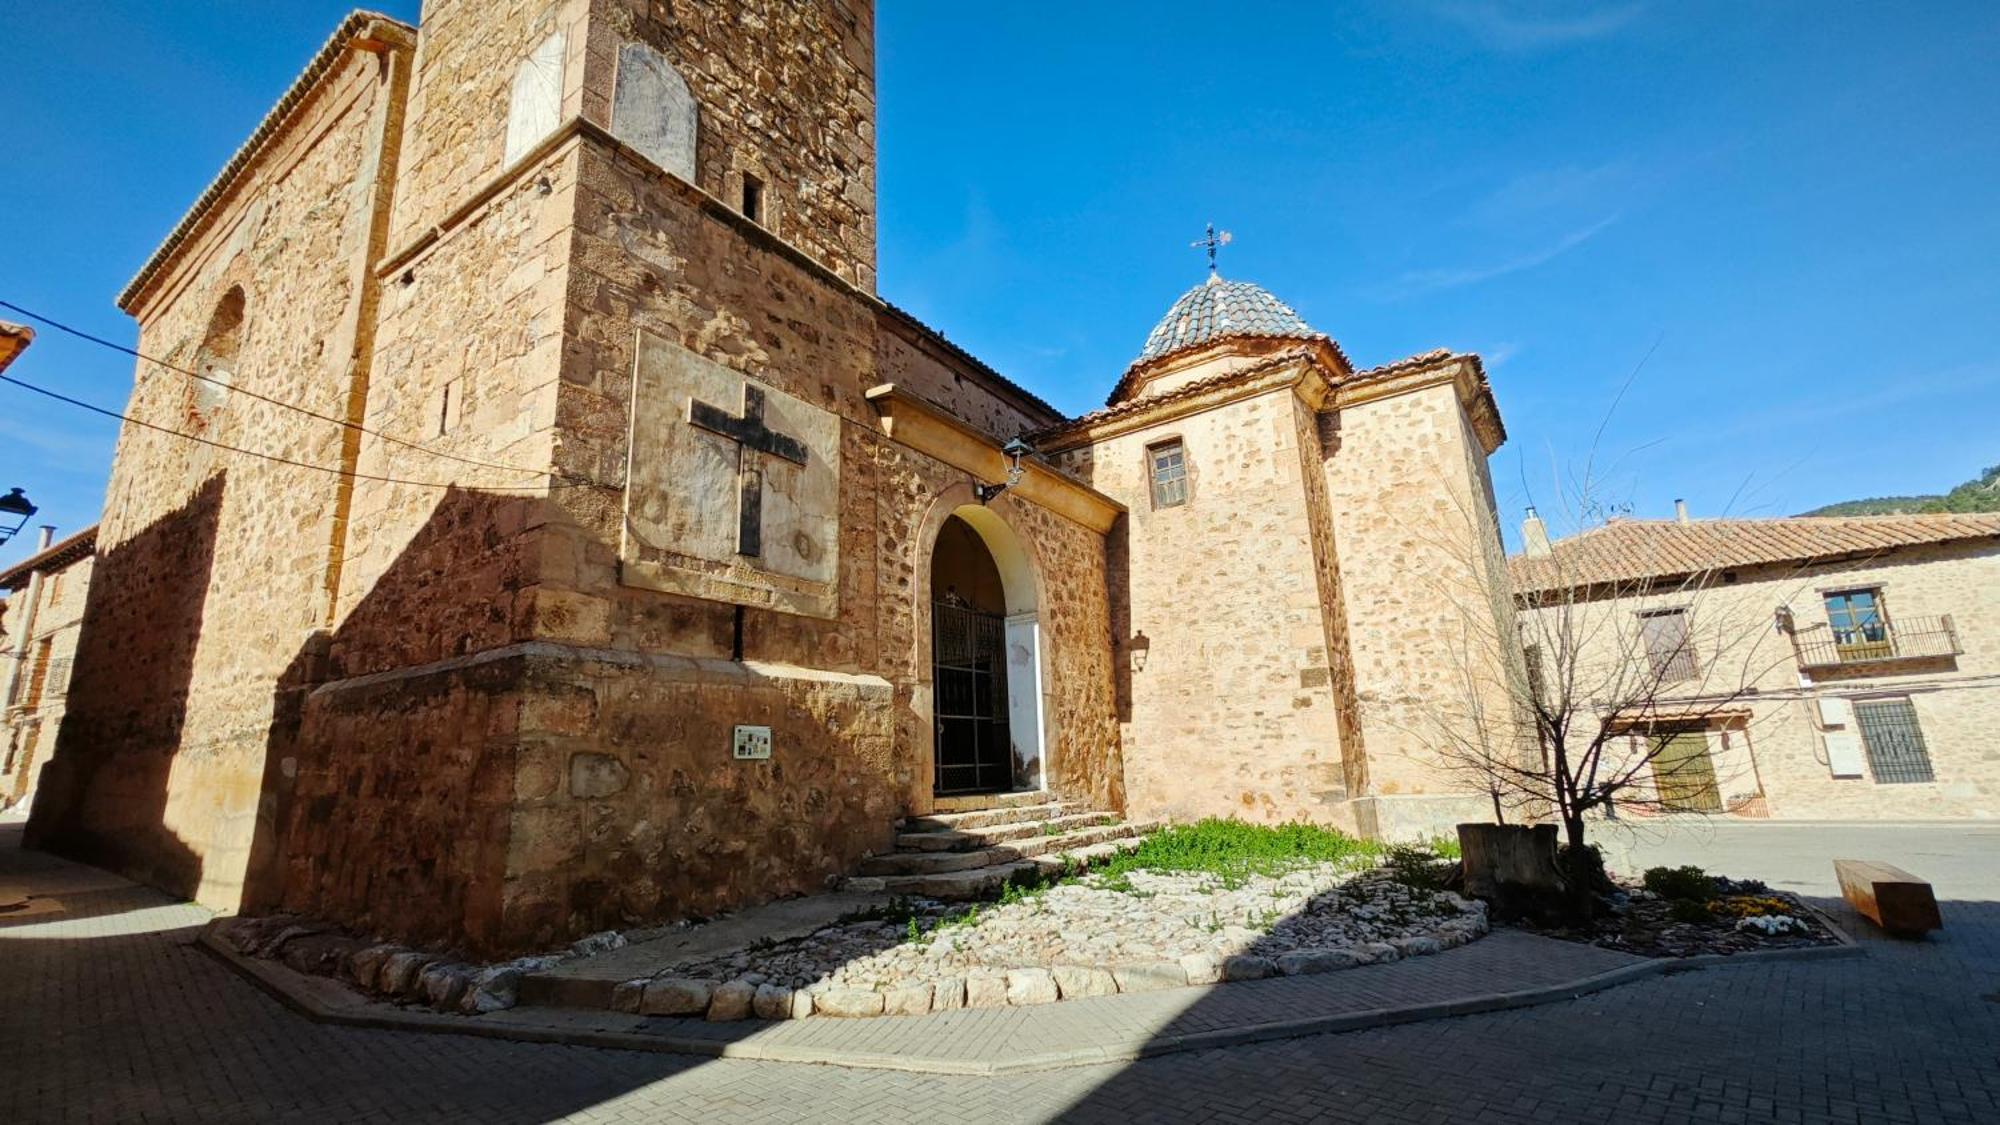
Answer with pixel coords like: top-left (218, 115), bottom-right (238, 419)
top-left (1191, 223), bottom-right (1232, 273)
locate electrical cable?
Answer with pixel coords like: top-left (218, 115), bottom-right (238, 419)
top-left (0, 372), bottom-right (578, 493)
top-left (0, 298), bottom-right (556, 479)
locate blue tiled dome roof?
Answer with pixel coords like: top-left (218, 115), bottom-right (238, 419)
top-left (1135, 274), bottom-right (1319, 365)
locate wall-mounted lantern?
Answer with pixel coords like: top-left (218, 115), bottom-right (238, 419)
top-left (975, 437), bottom-right (1034, 504)
top-left (0, 489), bottom-right (36, 547)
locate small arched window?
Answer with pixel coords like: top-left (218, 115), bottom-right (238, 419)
top-left (192, 286), bottom-right (245, 419)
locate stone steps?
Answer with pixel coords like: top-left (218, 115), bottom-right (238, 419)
top-left (859, 820), bottom-right (1156, 877)
top-left (895, 811), bottom-right (1119, 852)
top-left (902, 802), bottom-right (1077, 833)
top-left (853, 835), bottom-right (1149, 900)
top-left (928, 790), bottom-right (1059, 814)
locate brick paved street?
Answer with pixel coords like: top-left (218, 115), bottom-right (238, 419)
top-left (5, 814), bottom-right (1998, 1124)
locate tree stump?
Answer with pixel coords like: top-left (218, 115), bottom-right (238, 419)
top-left (1458, 823), bottom-right (1567, 917)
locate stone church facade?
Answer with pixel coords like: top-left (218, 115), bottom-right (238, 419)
top-left (28, 1), bottom-right (1517, 956)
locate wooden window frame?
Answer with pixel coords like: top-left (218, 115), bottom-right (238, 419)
top-left (1147, 438), bottom-right (1188, 510)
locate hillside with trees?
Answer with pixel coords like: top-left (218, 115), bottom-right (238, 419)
top-left (1802, 463), bottom-right (2000, 516)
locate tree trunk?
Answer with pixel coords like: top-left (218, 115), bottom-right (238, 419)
top-left (1457, 822), bottom-right (1565, 902)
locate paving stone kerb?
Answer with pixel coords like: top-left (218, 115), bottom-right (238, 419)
top-left (198, 911), bottom-right (1862, 1074)
top-left (592, 911), bottom-right (1491, 1022)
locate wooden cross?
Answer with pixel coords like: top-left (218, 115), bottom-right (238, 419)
top-left (688, 383), bottom-right (808, 558)
top-left (1191, 223), bottom-right (1232, 273)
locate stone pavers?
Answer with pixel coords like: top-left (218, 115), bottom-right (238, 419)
top-left (6, 815), bottom-right (2000, 1123)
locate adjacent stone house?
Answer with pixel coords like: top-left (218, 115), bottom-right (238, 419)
top-left (1, 525), bottom-right (96, 811)
top-left (28, 1), bottom-right (1519, 955)
top-left (1512, 511), bottom-right (2000, 821)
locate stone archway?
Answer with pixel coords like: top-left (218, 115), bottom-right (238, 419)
top-left (915, 495), bottom-right (1050, 799)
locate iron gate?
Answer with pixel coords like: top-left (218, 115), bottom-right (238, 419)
top-left (932, 602), bottom-right (1012, 795)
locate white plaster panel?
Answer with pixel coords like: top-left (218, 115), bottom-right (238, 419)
top-left (503, 31), bottom-right (566, 167)
top-left (610, 42), bottom-right (698, 184)
top-left (621, 331), bottom-right (839, 618)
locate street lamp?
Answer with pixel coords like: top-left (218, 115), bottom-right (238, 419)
top-left (975, 437), bottom-right (1034, 504)
top-left (0, 488), bottom-right (37, 546)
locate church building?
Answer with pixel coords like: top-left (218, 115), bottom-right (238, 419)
top-left (28, 1), bottom-right (1518, 957)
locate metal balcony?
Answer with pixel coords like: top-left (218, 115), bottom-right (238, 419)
top-left (1793, 614), bottom-right (1962, 669)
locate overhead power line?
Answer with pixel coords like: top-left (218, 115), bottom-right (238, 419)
top-left (0, 372), bottom-right (577, 493)
top-left (0, 298), bottom-right (554, 480)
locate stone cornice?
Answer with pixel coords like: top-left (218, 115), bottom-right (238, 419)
top-left (1109, 334), bottom-right (1352, 407)
top-left (1033, 347), bottom-right (1333, 453)
top-left (375, 115), bottom-right (1064, 433)
top-left (1337, 351), bottom-right (1507, 454)
top-left (864, 385), bottom-right (1125, 534)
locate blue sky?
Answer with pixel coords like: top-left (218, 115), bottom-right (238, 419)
top-left (2, 2), bottom-right (1996, 569)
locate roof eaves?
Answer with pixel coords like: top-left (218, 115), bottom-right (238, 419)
top-left (117, 11), bottom-right (416, 313)
top-left (0, 524), bottom-right (99, 589)
top-left (875, 300), bottom-right (1064, 427)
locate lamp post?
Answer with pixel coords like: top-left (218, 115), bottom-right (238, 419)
top-left (0, 489), bottom-right (35, 547)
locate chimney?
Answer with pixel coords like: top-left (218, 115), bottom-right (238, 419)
top-left (35, 525), bottom-right (54, 551)
top-left (1522, 507), bottom-right (1551, 557)
top-left (1674, 499), bottom-right (1690, 524)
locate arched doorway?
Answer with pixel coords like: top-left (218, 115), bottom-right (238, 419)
top-left (928, 507), bottom-right (1046, 796)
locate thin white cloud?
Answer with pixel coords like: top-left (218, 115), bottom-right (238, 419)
top-left (1465, 160), bottom-right (1635, 228)
top-left (1687, 363), bottom-right (2000, 446)
top-left (1382, 214), bottom-right (1620, 299)
top-left (1427, 1), bottom-right (1648, 51)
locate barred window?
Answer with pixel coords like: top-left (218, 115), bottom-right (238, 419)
top-left (1149, 440), bottom-right (1187, 509)
top-left (1854, 698), bottom-right (1935, 784)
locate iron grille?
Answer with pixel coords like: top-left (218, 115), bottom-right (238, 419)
top-left (1793, 615), bottom-right (1961, 669)
top-left (1854, 699), bottom-right (1935, 785)
top-left (932, 602), bottom-right (1012, 796)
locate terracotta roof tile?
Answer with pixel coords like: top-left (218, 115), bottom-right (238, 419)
top-left (1510, 513), bottom-right (2000, 594)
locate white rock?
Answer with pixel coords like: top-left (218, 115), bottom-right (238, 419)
top-left (641, 977), bottom-right (712, 1017)
top-left (1113, 962), bottom-right (1188, 993)
top-left (1006, 969), bottom-right (1059, 1006)
top-left (931, 977), bottom-right (966, 1011)
top-left (1179, 952), bottom-right (1221, 985)
top-left (1052, 965), bottom-right (1117, 998)
top-left (814, 988), bottom-right (886, 1018)
top-left (610, 979), bottom-right (648, 1013)
top-left (883, 982), bottom-right (934, 1015)
top-left (1221, 955), bottom-right (1276, 982)
top-left (707, 980), bottom-right (755, 1021)
top-left (965, 972), bottom-right (1009, 1009)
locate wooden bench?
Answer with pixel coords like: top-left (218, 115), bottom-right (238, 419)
top-left (1834, 859), bottom-right (1942, 937)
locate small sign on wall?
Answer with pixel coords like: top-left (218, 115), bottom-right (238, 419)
top-left (734, 725), bottom-right (773, 760)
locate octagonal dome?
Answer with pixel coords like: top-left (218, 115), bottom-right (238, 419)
top-left (1134, 273), bottom-right (1319, 366)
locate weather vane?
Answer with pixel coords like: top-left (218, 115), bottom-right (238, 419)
top-left (1191, 223), bottom-right (1232, 274)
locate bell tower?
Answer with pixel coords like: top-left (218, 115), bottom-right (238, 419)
top-left (579, 0), bottom-right (878, 288)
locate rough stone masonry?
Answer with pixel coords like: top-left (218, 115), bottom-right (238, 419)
top-left (28, 0), bottom-right (1521, 957)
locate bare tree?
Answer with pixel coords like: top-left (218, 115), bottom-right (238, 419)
top-left (1368, 416), bottom-right (1811, 885)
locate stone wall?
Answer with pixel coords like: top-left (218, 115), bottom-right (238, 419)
top-left (1, 554), bottom-right (94, 809)
top-left (466, 137), bottom-right (1120, 947)
top-left (578, 0), bottom-right (877, 286)
top-left (387, 0), bottom-right (592, 252)
top-left (26, 39), bottom-right (408, 910)
top-left (41, 0), bottom-right (1122, 956)
top-left (1324, 374), bottom-right (1524, 824)
top-left (1524, 538), bottom-right (2000, 821)
top-left (1063, 376), bottom-right (1358, 828)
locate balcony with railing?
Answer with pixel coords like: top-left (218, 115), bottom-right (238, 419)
top-left (1792, 614), bottom-right (1962, 670)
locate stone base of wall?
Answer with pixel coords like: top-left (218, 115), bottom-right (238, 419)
top-left (266, 642), bottom-right (900, 958)
top-left (1349, 794), bottom-right (1499, 843)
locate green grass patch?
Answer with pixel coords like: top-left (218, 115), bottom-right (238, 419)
top-left (1091, 818), bottom-right (1384, 888)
